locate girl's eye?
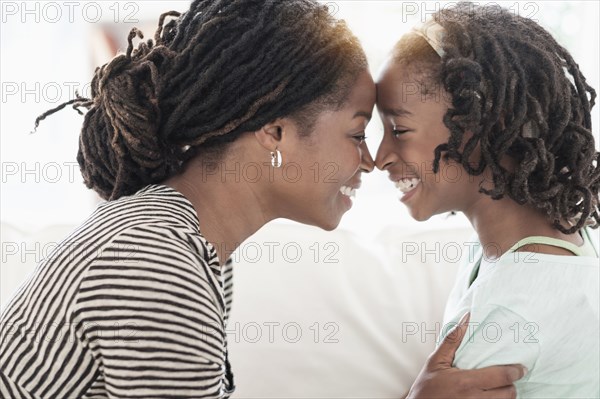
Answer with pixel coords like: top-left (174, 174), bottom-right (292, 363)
top-left (392, 129), bottom-right (410, 138)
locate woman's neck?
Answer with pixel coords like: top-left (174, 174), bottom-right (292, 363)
top-left (164, 160), bottom-right (274, 266)
top-left (463, 195), bottom-right (583, 259)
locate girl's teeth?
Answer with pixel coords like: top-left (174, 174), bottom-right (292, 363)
top-left (395, 178), bottom-right (421, 193)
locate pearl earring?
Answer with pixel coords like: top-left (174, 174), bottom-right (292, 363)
top-left (271, 148), bottom-right (282, 168)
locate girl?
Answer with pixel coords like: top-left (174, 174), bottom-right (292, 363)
top-left (1, 1), bottom-right (525, 398)
top-left (375, 2), bottom-right (599, 398)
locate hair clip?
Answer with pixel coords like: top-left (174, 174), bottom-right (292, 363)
top-left (411, 19), bottom-right (446, 58)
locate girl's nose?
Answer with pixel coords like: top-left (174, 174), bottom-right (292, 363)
top-left (375, 133), bottom-right (397, 171)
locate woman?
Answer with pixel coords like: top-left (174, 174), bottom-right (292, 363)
top-left (1, 1), bottom-right (525, 398)
top-left (375, 2), bottom-right (599, 397)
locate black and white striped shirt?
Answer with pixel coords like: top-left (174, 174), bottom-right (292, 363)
top-left (1, 184), bottom-right (235, 398)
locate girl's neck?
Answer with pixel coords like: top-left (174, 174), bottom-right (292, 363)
top-left (463, 195), bottom-right (583, 259)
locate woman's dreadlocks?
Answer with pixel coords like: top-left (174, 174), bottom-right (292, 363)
top-left (34, 0), bottom-right (367, 200)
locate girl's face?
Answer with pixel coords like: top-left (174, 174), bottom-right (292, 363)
top-left (374, 61), bottom-right (482, 221)
top-left (279, 70), bottom-right (376, 230)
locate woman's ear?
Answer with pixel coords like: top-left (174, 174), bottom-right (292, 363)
top-left (253, 118), bottom-right (295, 151)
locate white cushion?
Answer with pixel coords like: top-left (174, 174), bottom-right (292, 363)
top-left (228, 222), bottom-right (473, 398)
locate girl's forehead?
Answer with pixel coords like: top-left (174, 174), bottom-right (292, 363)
top-left (378, 60), bottom-right (432, 86)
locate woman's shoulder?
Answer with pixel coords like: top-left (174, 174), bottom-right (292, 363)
top-left (63, 185), bottom-right (198, 248)
top-left (37, 184), bottom-right (213, 278)
top-left (91, 184), bottom-right (199, 231)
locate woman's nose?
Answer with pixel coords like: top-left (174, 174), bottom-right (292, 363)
top-left (359, 141), bottom-right (375, 173)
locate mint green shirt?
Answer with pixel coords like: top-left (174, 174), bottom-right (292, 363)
top-left (440, 228), bottom-right (599, 398)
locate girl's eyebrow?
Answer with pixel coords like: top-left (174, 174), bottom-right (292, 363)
top-left (380, 107), bottom-right (412, 117)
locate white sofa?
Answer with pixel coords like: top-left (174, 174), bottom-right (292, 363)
top-left (1, 220), bottom-right (473, 398)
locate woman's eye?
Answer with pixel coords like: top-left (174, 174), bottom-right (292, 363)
top-left (353, 134), bottom-right (367, 143)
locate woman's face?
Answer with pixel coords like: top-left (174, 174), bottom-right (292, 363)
top-left (374, 61), bottom-right (481, 221)
top-left (280, 70), bottom-right (376, 230)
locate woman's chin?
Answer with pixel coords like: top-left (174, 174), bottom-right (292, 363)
top-left (319, 222), bottom-right (340, 232)
top-left (310, 199), bottom-right (351, 231)
top-left (314, 215), bottom-right (343, 231)
top-left (286, 211), bottom-right (343, 232)
top-left (318, 210), bottom-right (347, 231)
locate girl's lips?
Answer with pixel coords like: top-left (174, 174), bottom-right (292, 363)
top-left (386, 174), bottom-right (423, 202)
top-left (395, 177), bottom-right (421, 193)
top-left (389, 174), bottom-right (420, 182)
top-left (399, 179), bottom-right (421, 202)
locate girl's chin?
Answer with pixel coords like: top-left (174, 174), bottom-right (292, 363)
top-left (405, 205), bottom-right (434, 222)
top-left (412, 214), bottom-right (433, 222)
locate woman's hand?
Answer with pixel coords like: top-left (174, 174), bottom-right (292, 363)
top-left (407, 313), bottom-right (527, 399)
